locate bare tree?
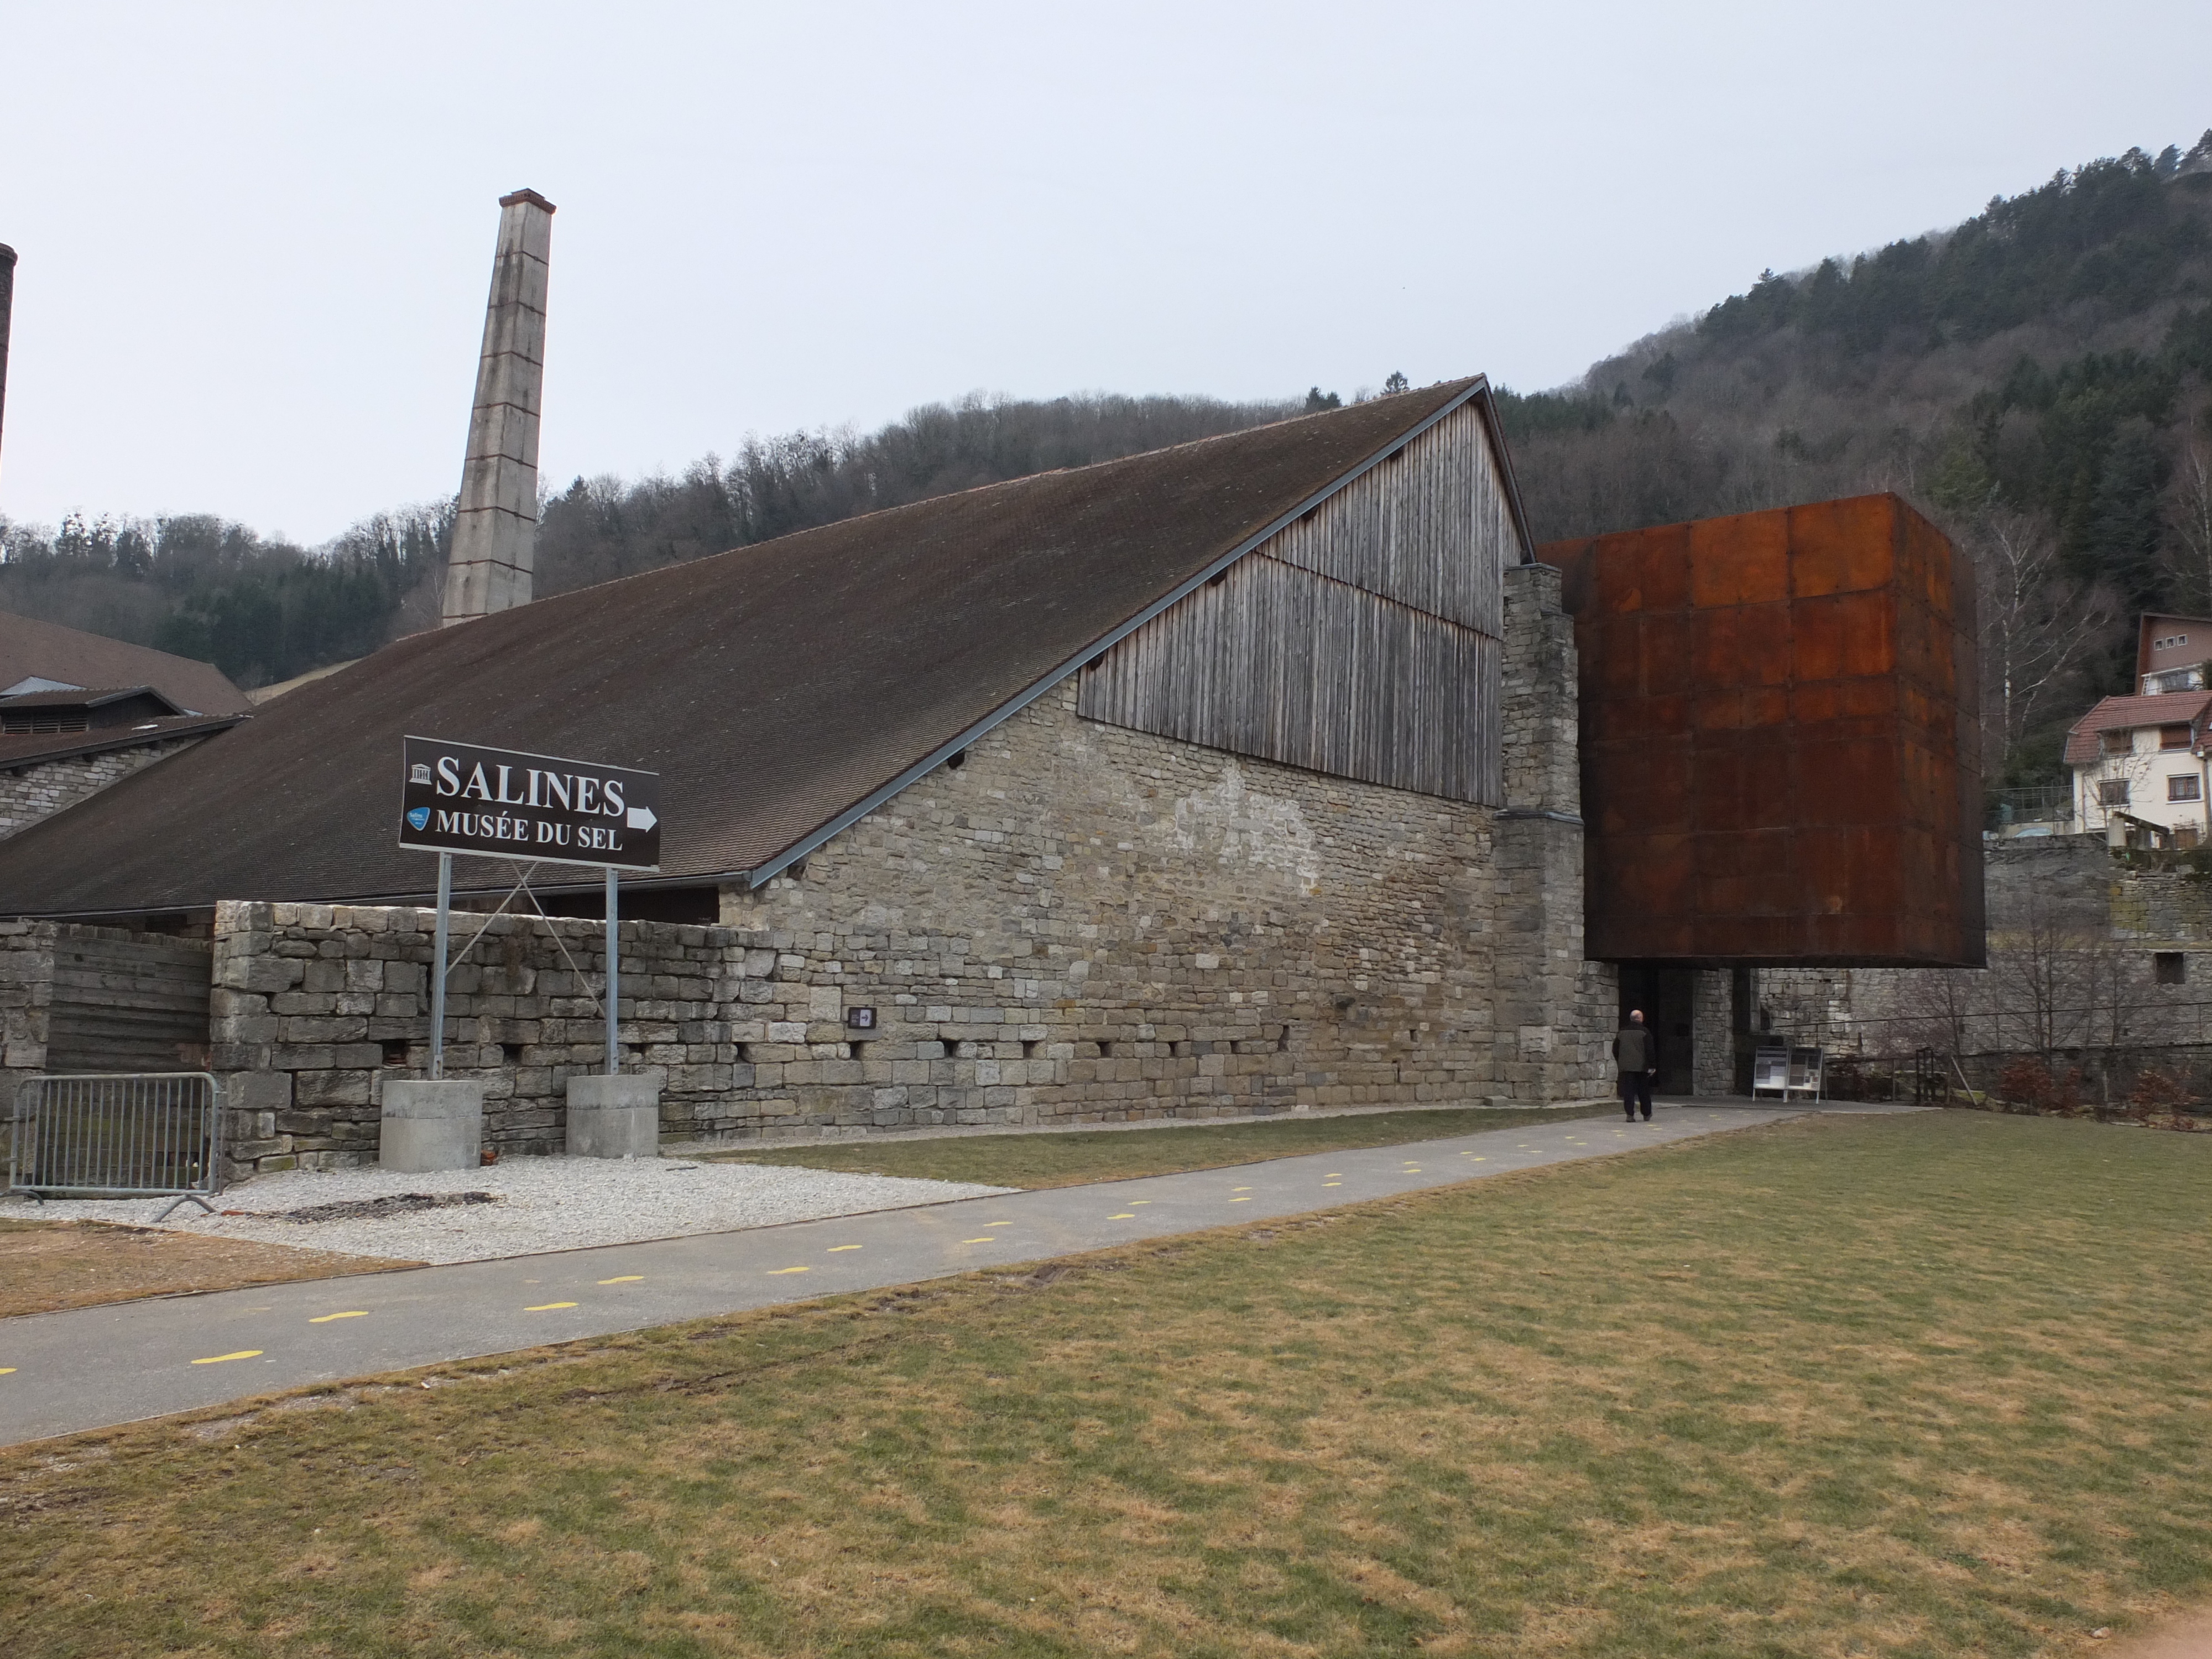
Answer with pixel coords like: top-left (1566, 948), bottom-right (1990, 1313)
top-left (1965, 508), bottom-right (2116, 776)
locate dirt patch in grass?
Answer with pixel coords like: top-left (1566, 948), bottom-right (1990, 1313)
top-left (706, 1104), bottom-right (1599, 1188)
top-left (0, 1219), bottom-right (416, 1317)
top-left (7, 1112), bottom-right (2212, 1655)
top-left (2110, 1608), bottom-right (2212, 1656)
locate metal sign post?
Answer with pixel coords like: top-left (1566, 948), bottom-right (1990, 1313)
top-left (430, 852), bottom-right (452, 1079)
top-left (399, 737), bottom-right (661, 1081)
top-left (605, 865), bottom-right (619, 1076)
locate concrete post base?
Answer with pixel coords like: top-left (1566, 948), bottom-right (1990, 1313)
top-left (380, 1080), bottom-right (486, 1173)
top-left (566, 1074), bottom-right (661, 1159)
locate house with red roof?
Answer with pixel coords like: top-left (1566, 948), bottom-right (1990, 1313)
top-left (2065, 690), bottom-right (2212, 846)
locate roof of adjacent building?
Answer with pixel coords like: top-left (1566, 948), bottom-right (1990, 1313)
top-left (2062, 692), bottom-right (2212, 765)
top-left (0, 378), bottom-right (1520, 916)
top-left (0, 686), bottom-right (188, 713)
top-left (0, 713), bottom-right (244, 773)
top-left (0, 611), bottom-right (254, 716)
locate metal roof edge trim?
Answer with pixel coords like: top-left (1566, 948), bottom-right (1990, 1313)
top-left (740, 377), bottom-right (1504, 889)
top-left (1465, 382), bottom-right (1537, 565)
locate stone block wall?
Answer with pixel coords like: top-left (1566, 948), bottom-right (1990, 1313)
top-left (0, 736), bottom-right (211, 841)
top-left (0, 920), bottom-right (57, 1107)
top-left (208, 900), bottom-right (735, 1178)
top-left (1492, 562), bottom-right (1616, 1101)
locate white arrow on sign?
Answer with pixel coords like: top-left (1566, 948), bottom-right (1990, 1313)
top-left (627, 806), bottom-right (657, 831)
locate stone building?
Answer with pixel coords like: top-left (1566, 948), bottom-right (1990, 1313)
top-left (0, 380), bottom-right (1628, 1172)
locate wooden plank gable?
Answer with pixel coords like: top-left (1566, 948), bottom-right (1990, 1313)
top-left (1078, 401), bottom-right (1511, 805)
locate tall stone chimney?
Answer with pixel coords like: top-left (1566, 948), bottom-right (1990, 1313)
top-left (442, 190), bottom-right (554, 625)
top-left (0, 243), bottom-right (17, 483)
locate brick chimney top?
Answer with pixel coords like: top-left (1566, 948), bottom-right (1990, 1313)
top-left (498, 189), bottom-right (556, 213)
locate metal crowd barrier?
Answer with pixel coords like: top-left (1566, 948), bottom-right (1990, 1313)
top-left (8, 1072), bottom-right (223, 1219)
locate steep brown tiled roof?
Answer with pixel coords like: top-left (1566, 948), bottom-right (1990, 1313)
top-left (0, 379), bottom-right (1517, 916)
top-left (2062, 692), bottom-right (2212, 765)
top-left (0, 612), bottom-right (253, 716)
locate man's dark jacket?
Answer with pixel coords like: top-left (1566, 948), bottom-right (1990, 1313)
top-left (1613, 1024), bottom-right (1657, 1075)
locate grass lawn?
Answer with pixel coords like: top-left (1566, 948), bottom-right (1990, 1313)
top-left (0, 1218), bottom-right (410, 1318)
top-left (703, 1104), bottom-right (1599, 1188)
top-left (7, 1110), bottom-right (2212, 1656)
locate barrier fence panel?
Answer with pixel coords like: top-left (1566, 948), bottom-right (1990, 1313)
top-left (8, 1072), bottom-right (223, 1219)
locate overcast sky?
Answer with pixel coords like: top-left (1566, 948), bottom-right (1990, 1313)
top-left (1, 1), bottom-right (2208, 544)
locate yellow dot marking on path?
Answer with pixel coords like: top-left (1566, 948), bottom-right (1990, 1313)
top-left (1327, 1173), bottom-right (1342, 1178)
top-left (1233, 1187), bottom-right (1254, 1192)
top-left (961, 1237), bottom-right (997, 1245)
top-left (598, 1275), bottom-right (645, 1284)
top-left (307, 1311), bottom-right (368, 1323)
top-left (766, 1267), bottom-right (810, 1276)
top-left (1109, 1213), bottom-right (1137, 1220)
top-left (1324, 1182), bottom-right (1343, 1188)
top-left (987, 1219), bottom-right (1015, 1225)
top-left (1128, 1202), bottom-right (1150, 1208)
top-left (827, 1245), bottom-right (863, 1253)
top-left (524, 1302), bottom-right (578, 1312)
top-left (0, 1368), bottom-right (15, 1376)
top-left (191, 1351), bottom-right (263, 1365)
top-left (1229, 1197), bottom-right (1253, 1203)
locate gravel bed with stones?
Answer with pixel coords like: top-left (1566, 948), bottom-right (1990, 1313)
top-left (0, 1157), bottom-right (1015, 1265)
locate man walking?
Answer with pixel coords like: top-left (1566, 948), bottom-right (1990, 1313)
top-left (1614, 1009), bottom-right (1657, 1121)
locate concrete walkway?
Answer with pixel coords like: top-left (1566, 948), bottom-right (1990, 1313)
top-left (0, 1100), bottom-right (1893, 1446)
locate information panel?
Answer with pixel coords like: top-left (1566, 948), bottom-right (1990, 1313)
top-left (398, 735), bottom-right (661, 872)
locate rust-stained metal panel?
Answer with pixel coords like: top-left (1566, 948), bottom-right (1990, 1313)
top-left (1543, 493), bottom-right (1983, 968)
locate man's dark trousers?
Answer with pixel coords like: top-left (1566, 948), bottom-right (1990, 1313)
top-left (1620, 1071), bottom-right (1652, 1120)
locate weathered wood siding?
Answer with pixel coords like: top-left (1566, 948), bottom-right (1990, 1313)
top-left (1263, 400), bottom-right (1510, 634)
top-left (1078, 400), bottom-right (1513, 804)
top-left (44, 932), bottom-right (212, 1072)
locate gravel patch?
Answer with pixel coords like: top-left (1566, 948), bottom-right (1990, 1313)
top-left (0, 1157), bottom-right (1014, 1265)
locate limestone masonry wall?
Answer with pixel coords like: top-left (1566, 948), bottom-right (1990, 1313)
top-left (0, 737), bottom-right (209, 841)
top-left (207, 646), bottom-right (1613, 1176)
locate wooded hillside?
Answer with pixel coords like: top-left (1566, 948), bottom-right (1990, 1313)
top-left (1500, 132), bottom-right (2212, 789)
top-left (3, 131), bottom-right (2208, 792)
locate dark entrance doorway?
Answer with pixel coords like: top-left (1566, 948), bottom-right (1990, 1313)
top-left (1615, 964), bottom-right (1696, 1095)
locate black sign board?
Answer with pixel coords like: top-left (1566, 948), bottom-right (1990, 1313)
top-left (398, 736), bottom-right (661, 872)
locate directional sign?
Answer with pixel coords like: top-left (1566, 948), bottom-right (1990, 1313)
top-left (398, 736), bottom-right (661, 871)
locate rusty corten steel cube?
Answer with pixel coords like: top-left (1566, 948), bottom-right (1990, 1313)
top-left (1541, 493), bottom-right (1984, 967)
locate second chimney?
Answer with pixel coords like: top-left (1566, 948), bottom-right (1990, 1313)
top-left (442, 190), bottom-right (554, 625)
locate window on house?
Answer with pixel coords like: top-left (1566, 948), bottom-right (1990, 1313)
top-left (2172, 775), bottom-right (2203, 802)
top-left (2156, 952), bottom-right (2187, 985)
top-left (2105, 730), bottom-right (2135, 754)
top-left (2161, 724), bottom-right (2194, 749)
top-left (2101, 780), bottom-right (2132, 806)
